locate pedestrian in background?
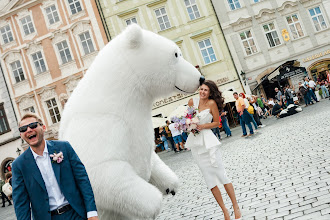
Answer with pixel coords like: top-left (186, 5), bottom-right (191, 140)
top-left (304, 77), bottom-right (319, 103)
top-left (220, 110), bottom-right (231, 137)
top-left (165, 120), bottom-right (177, 152)
top-left (168, 120), bottom-right (186, 152)
top-left (1, 178), bottom-right (12, 207)
top-left (299, 81), bottom-right (312, 106)
top-left (234, 92), bottom-right (254, 137)
top-left (159, 127), bottom-right (169, 151)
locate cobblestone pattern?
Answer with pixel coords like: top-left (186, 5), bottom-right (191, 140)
top-left (1, 101), bottom-right (330, 220)
top-left (156, 100), bottom-right (330, 220)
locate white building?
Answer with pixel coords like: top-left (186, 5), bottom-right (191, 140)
top-left (212, 0), bottom-right (330, 98)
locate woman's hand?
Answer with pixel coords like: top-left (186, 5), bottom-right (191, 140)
top-left (197, 124), bottom-right (206, 131)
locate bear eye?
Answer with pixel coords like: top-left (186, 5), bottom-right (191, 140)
top-left (175, 53), bottom-right (178, 58)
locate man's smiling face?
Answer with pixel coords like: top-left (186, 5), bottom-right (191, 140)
top-left (19, 117), bottom-right (46, 148)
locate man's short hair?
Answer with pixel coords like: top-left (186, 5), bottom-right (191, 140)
top-left (233, 92), bottom-right (238, 95)
top-left (19, 113), bottom-right (43, 126)
top-left (165, 120), bottom-right (169, 124)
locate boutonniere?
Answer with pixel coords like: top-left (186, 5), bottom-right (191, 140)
top-left (50, 151), bottom-right (64, 164)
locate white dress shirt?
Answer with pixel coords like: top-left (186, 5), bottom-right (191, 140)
top-left (31, 141), bottom-right (97, 218)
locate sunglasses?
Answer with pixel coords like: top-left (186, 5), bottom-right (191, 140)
top-left (19, 122), bottom-right (43, 133)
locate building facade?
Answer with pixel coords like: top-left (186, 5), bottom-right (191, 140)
top-left (0, 0), bottom-right (108, 173)
top-left (0, 0), bottom-right (108, 139)
top-left (0, 64), bottom-right (22, 180)
top-left (98, 0), bottom-right (245, 118)
top-left (212, 0), bottom-right (330, 98)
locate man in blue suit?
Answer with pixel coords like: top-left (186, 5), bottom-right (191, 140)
top-left (12, 113), bottom-right (98, 220)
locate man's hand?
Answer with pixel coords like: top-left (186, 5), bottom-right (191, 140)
top-left (239, 111), bottom-right (243, 116)
top-left (88, 217), bottom-right (99, 220)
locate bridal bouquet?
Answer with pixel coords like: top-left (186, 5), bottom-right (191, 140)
top-left (171, 106), bottom-right (200, 136)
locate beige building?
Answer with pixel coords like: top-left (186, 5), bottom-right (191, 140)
top-left (98, 0), bottom-right (245, 120)
top-left (0, 0), bottom-right (108, 160)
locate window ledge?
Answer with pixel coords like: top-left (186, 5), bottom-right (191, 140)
top-left (290, 35), bottom-right (309, 42)
top-left (22, 32), bottom-right (37, 41)
top-left (13, 79), bottom-right (28, 88)
top-left (187, 16), bottom-right (205, 24)
top-left (267, 43), bottom-right (285, 51)
top-left (47, 21), bottom-right (62, 31)
top-left (243, 51), bottom-right (262, 58)
top-left (34, 70), bottom-right (50, 79)
top-left (314, 27), bottom-right (330, 35)
top-left (69, 9), bottom-right (86, 21)
top-left (158, 26), bottom-right (176, 33)
top-left (59, 60), bottom-right (76, 69)
top-left (228, 6), bottom-right (246, 13)
top-left (202, 60), bottom-right (219, 67)
top-left (1, 40), bottom-right (17, 49)
top-left (82, 50), bottom-right (98, 59)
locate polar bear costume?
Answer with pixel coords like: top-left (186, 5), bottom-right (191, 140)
top-left (59, 24), bottom-right (203, 219)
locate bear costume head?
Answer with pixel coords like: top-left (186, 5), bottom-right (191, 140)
top-left (59, 24), bottom-right (203, 219)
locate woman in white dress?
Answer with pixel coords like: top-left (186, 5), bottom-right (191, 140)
top-left (185, 80), bottom-right (241, 220)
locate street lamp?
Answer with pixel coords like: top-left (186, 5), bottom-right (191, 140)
top-left (16, 147), bottom-right (21, 156)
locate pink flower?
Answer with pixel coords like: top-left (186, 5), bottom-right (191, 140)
top-left (50, 151), bottom-right (64, 164)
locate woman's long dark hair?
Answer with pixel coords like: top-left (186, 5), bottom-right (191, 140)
top-left (202, 80), bottom-right (224, 112)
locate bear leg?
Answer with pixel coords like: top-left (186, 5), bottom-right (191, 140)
top-left (90, 161), bottom-right (163, 220)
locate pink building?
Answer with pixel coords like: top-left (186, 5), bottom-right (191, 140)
top-left (0, 0), bottom-right (108, 143)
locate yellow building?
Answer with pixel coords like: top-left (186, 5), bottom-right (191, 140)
top-left (98, 0), bottom-right (245, 119)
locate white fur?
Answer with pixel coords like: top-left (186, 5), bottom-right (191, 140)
top-left (59, 24), bottom-right (201, 219)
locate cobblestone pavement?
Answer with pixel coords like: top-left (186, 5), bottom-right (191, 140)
top-left (1, 101), bottom-right (330, 220)
top-left (156, 100), bottom-right (330, 220)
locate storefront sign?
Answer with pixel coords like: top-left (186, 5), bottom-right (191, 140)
top-left (302, 49), bottom-right (330, 62)
top-left (152, 77), bottom-right (230, 109)
top-left (277, 66), bottom-right (306, 81)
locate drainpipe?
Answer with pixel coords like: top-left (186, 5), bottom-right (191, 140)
top-left (95, 0), bottom-right (112, 41)
top-left (210, 0), bottom-right (246, 94)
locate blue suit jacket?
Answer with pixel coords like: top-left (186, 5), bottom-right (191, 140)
top-left (12, 140), bottom-right (97, 220)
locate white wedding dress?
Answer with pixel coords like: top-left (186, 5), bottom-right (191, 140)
top-left (185, 98), bottom-right (230, 189)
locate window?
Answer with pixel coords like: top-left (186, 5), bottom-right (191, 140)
top-left (125, 17), bottom-right (137, 26)
top-left (240, 30), bottom-right (258, 55)
top-left (31, 52), bottom-right (46, 74)
top-left (227, 0), bottom-right (241, 10)
top-left (0, 25), bottom-right (14, 44)
top-left (184, 0), bottom-right (200, 20)
top-left (10, 61), bottom-right (25, 83)
top-left (45, 5), bottom-right (60, 25)
top-left (20, 16), bottom-right (35, 36)
top-left (23, 106), bottom-right (35, 113)
top-left (198, 39), bottom-right (217, 64)
top-left (46, 98), bottom-right (61, 124)
top-left (263, 22), bottom-right (281, 47)
top-left (68, 0), bottom-right (82, 15)
top-left (56, 41), bottom-right (72, 64)
top-left (0, 103), bottom-right (10, 134)
top-left (253, 0), bottom-right (260, 2)
top-left (286, 14), bottom-right (304, 39)
top-left (155, 7), bottom-right (171, 31)
top-left (309, 6), bottom-right (327, 31)
top-left (79, 32), bottom-right (95, 55)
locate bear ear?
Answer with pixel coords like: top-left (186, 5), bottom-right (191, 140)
top-left (125, 24), bottom-right (143, 49)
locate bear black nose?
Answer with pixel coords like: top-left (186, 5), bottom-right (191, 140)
top-left (199, 76), bottom-right (205, 85)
